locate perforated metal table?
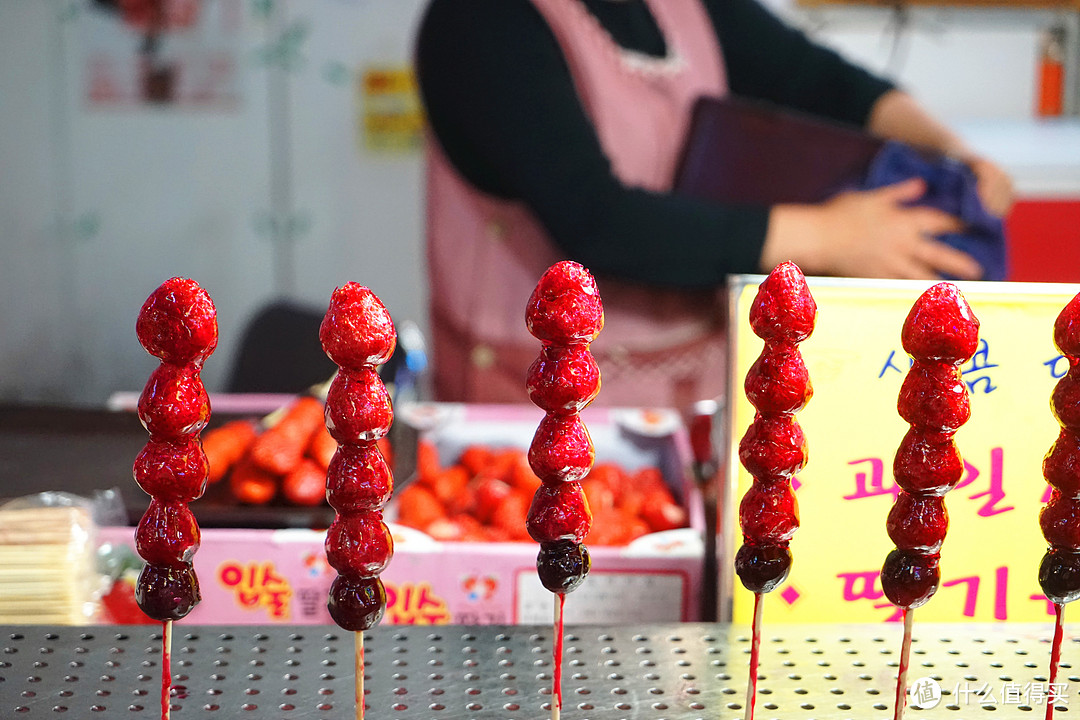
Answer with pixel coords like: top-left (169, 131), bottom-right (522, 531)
top-left (0, 623), bottom-right (1071, 718)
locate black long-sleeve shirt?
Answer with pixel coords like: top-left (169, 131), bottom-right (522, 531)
top-left (415, 0), bottom-right (895, 288)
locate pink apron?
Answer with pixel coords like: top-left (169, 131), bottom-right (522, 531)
top-left (425, 0), bottom-right (729, 408)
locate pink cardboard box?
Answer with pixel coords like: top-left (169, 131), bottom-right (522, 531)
top-left (100, 404), bottom-right (703, 625)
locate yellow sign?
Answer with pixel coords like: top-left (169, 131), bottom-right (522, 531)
top-left (727, 277), bottom-right (1080, 624)
top-left (358, 65), bottom-right (424, 153)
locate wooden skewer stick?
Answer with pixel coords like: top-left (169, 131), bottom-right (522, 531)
top-left (355, 631), bottom-right (365, 720)
top-left (161, 620), bottom-right (173, 720)
top-left (743, 592), bottom-right (764, 720)
top-left (552, 593), bottom-right (566, 720)
top-left (893, 608), bottom-right (914, 720)
top-left (1047, 603), bottom-right (1065, 720)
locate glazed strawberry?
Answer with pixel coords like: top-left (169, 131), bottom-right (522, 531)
top-left (325, 367), bottom-right (393, 444)
top-left (525, 260), bottom-right (604, 345)
top-left (900, 283), bottom-right (980, 364)
top-left (133, 438), bottom-right (209, 502)
top-left (882, 282), bottom-right (978, 612)
top-left (744, 346), bottom-right (812, 415)
top-left (137, 363), bottom-right (210, 440)
top-left (748, 260), bottom-right (816, 344)
top-left (527, 482), bottom-right (592, 543)
top-left (136, 277), bottom-right (218, 366)
top-left (1052, 368), bottom-right (1080, 430)
top-left (1043, 429), bottom-right (1080, 496)
top-left (735, 262), bottom-right (815, 598)
top-left (527, 413), bottom-right (595, 484)
top-left (892, 429), bottom-right (964, 495)
top-left (319, 283), bottom-right (398, 636)
top-left (326, 444), bottom-right (393, 513)
top-left (319, 283), bottom-right (396, 372)
top-left (527, 344), bottom-right (601, 414)
top-left (135, 499), bottom-right (201, 566)
top-left (1041, 491), bottom-right (1080, 549)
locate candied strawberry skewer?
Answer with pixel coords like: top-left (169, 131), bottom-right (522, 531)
top-left (133, 277), bottom-right (218, 720)
top-left (881, 283), bottom-right (979, 720)
top-left (319, 283), bottom-right (397, 720)
top-left (1038, 292), bottom-right (1080, 720)
top-left (734, 261), bottom-right (816, 720)
top-left (524, 260), bottom-right (603, 720)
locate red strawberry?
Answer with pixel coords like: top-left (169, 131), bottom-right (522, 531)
top-left (901, 282), bottom-right (980, 364)
top-left (319, 283), bottom-right (396, 372)
top-left (748, 261), bottom-right (816, 344)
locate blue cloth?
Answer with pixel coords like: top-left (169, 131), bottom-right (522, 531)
top-left (862, 141), bottom-right (1008, 281)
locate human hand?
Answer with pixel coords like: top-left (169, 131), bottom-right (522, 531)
top-left (961, 154), bottom-right (1014, 218)
top-left (763, 178), bottom-right (983, 281)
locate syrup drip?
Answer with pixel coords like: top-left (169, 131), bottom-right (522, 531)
top-left (744, 591), bottom-right (763, 720)
top-left (552, 593), bottom-right (566, 720)
top-left (893, 608), bottom-right (913, 720)
top-left (1047, 602), bottom-right (1065, 720)
top-left (160, 620), bottom-right (172, 720)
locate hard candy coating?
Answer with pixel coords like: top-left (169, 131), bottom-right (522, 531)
top-left (738, 413), bottom-right (807, 482)
top-left (738, 481), bottom-right (799, 544)
top-left (1040, 490), bottom-right (1080, 550)
top-left (901, 283), bottom-right (980, 364)
top-left (896, 361), bottom-right (970, 432)
top-left (1054, 292), bottom-right (1080, 358)
top-left (880, 549), bottom-right (940, 609)
top-left (324, 511), bottom-right (394, 578)
top-left (525, 261), bottom-right (604, 345)
top-left (1039, 548), bottom-right (1080, 605)
top-left (527, 413), bottom-right (595, 484)
top-left (536, 540), bottom-right (591, 594)
top-left (892, 428), bottom-right (964, 496)
top-left (526, 481), bottom-right (592, 544)
top-left (136, 277), bottom-right (218, 366)
top-left (744, 345), bottom-right (812, 416)
top-left (133, 438), bottom-right (209, 502)
top-left (137, 363), bottom-right (211, 441)
top-left (734, 543), bottom-right (791, 594)
top-left (886, 492), bottom-right (948, 552)
top-left (136, 562), bottom-right (201, 621)
top-left (748, 261), bottom-right (816, 344)
top-left (324, 368), bottom-right (393, 444)
top-left (1052, 368), bottom-right (1080, 432)
top-left (1043, 428), bottom-right (1080, 496)
top-left (526, 344), bottom-right (601, 415)
top-left (319, 283), bottom-right (396, 372)
top-left (328, 575), bottom-right (386, 631)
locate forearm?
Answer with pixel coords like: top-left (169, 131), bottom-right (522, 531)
top-left (866, 89), bottom-right (971, 158)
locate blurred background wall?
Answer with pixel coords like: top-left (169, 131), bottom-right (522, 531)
top-left (0, 0), bottom-right (1074, 405)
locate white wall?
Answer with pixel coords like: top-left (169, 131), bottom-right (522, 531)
top-left (0, 0), bottom-right (1070, 405)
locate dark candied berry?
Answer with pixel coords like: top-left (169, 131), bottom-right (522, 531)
top-left (526, 344), bottom-right (601, 415)
top-left (1040, 491), bottom-right (1080, 550)
top-left (136, 499), bottom-right (201, 567)
top-left (325, 444), bottom-right (393, 513)
top-left (886, 492), bottom-right (948, 553)
top-left (748, 261), bottom-right (816, 344)
top-left (137, 363), bottom-right (211, 441)
top-left (328, 575), bottom-right (386, 631)
top-left (892, 428), bottom-right (963, 495)
top-left (1052, 368), bottom-right (1080, 432)
top-left (537, 540), bottom-right (591, 594)
top-left (896, 361), bottom-right (970, 432)
top-left (324, 511), bottom-right (394, 578)
top-left (880, 549), bottom-right (940, 610)
top-left (527, 413), bottom-right (595, 484)
top-left (1039, 548), bottom-right (1080, 605)
top-left (738, 481), bottom-right (799, 544)
top-left (744, 346), bottom-right (812, 416)
top-left (525, 261), bottom-right (604, 345)
top-left (526, 482), bottom-right (592, 544)
top-left (1054, 293), bottom-right (1080, 358)
top-left (319, 283), bottom-right (396, 372)
top-left (324, 368), bottom-right (393, 444)
top-left (132, 438), bottom-right (209, 502)
top-left (900, 283), bottom-right (979, 364)
top-left (738, 413), bottom-right (807, 482)
top-left (734, 543), bottom-right (791, 594)
top-left (136, 277), bottom-right (218, 366)
top-left (136, 562), bottom-right (201, 621)
top-left (1044, 428), bottom-right (1080, 496)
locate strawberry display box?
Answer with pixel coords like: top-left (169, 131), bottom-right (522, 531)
top-left (99, 403), bottom-right (705, 626)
